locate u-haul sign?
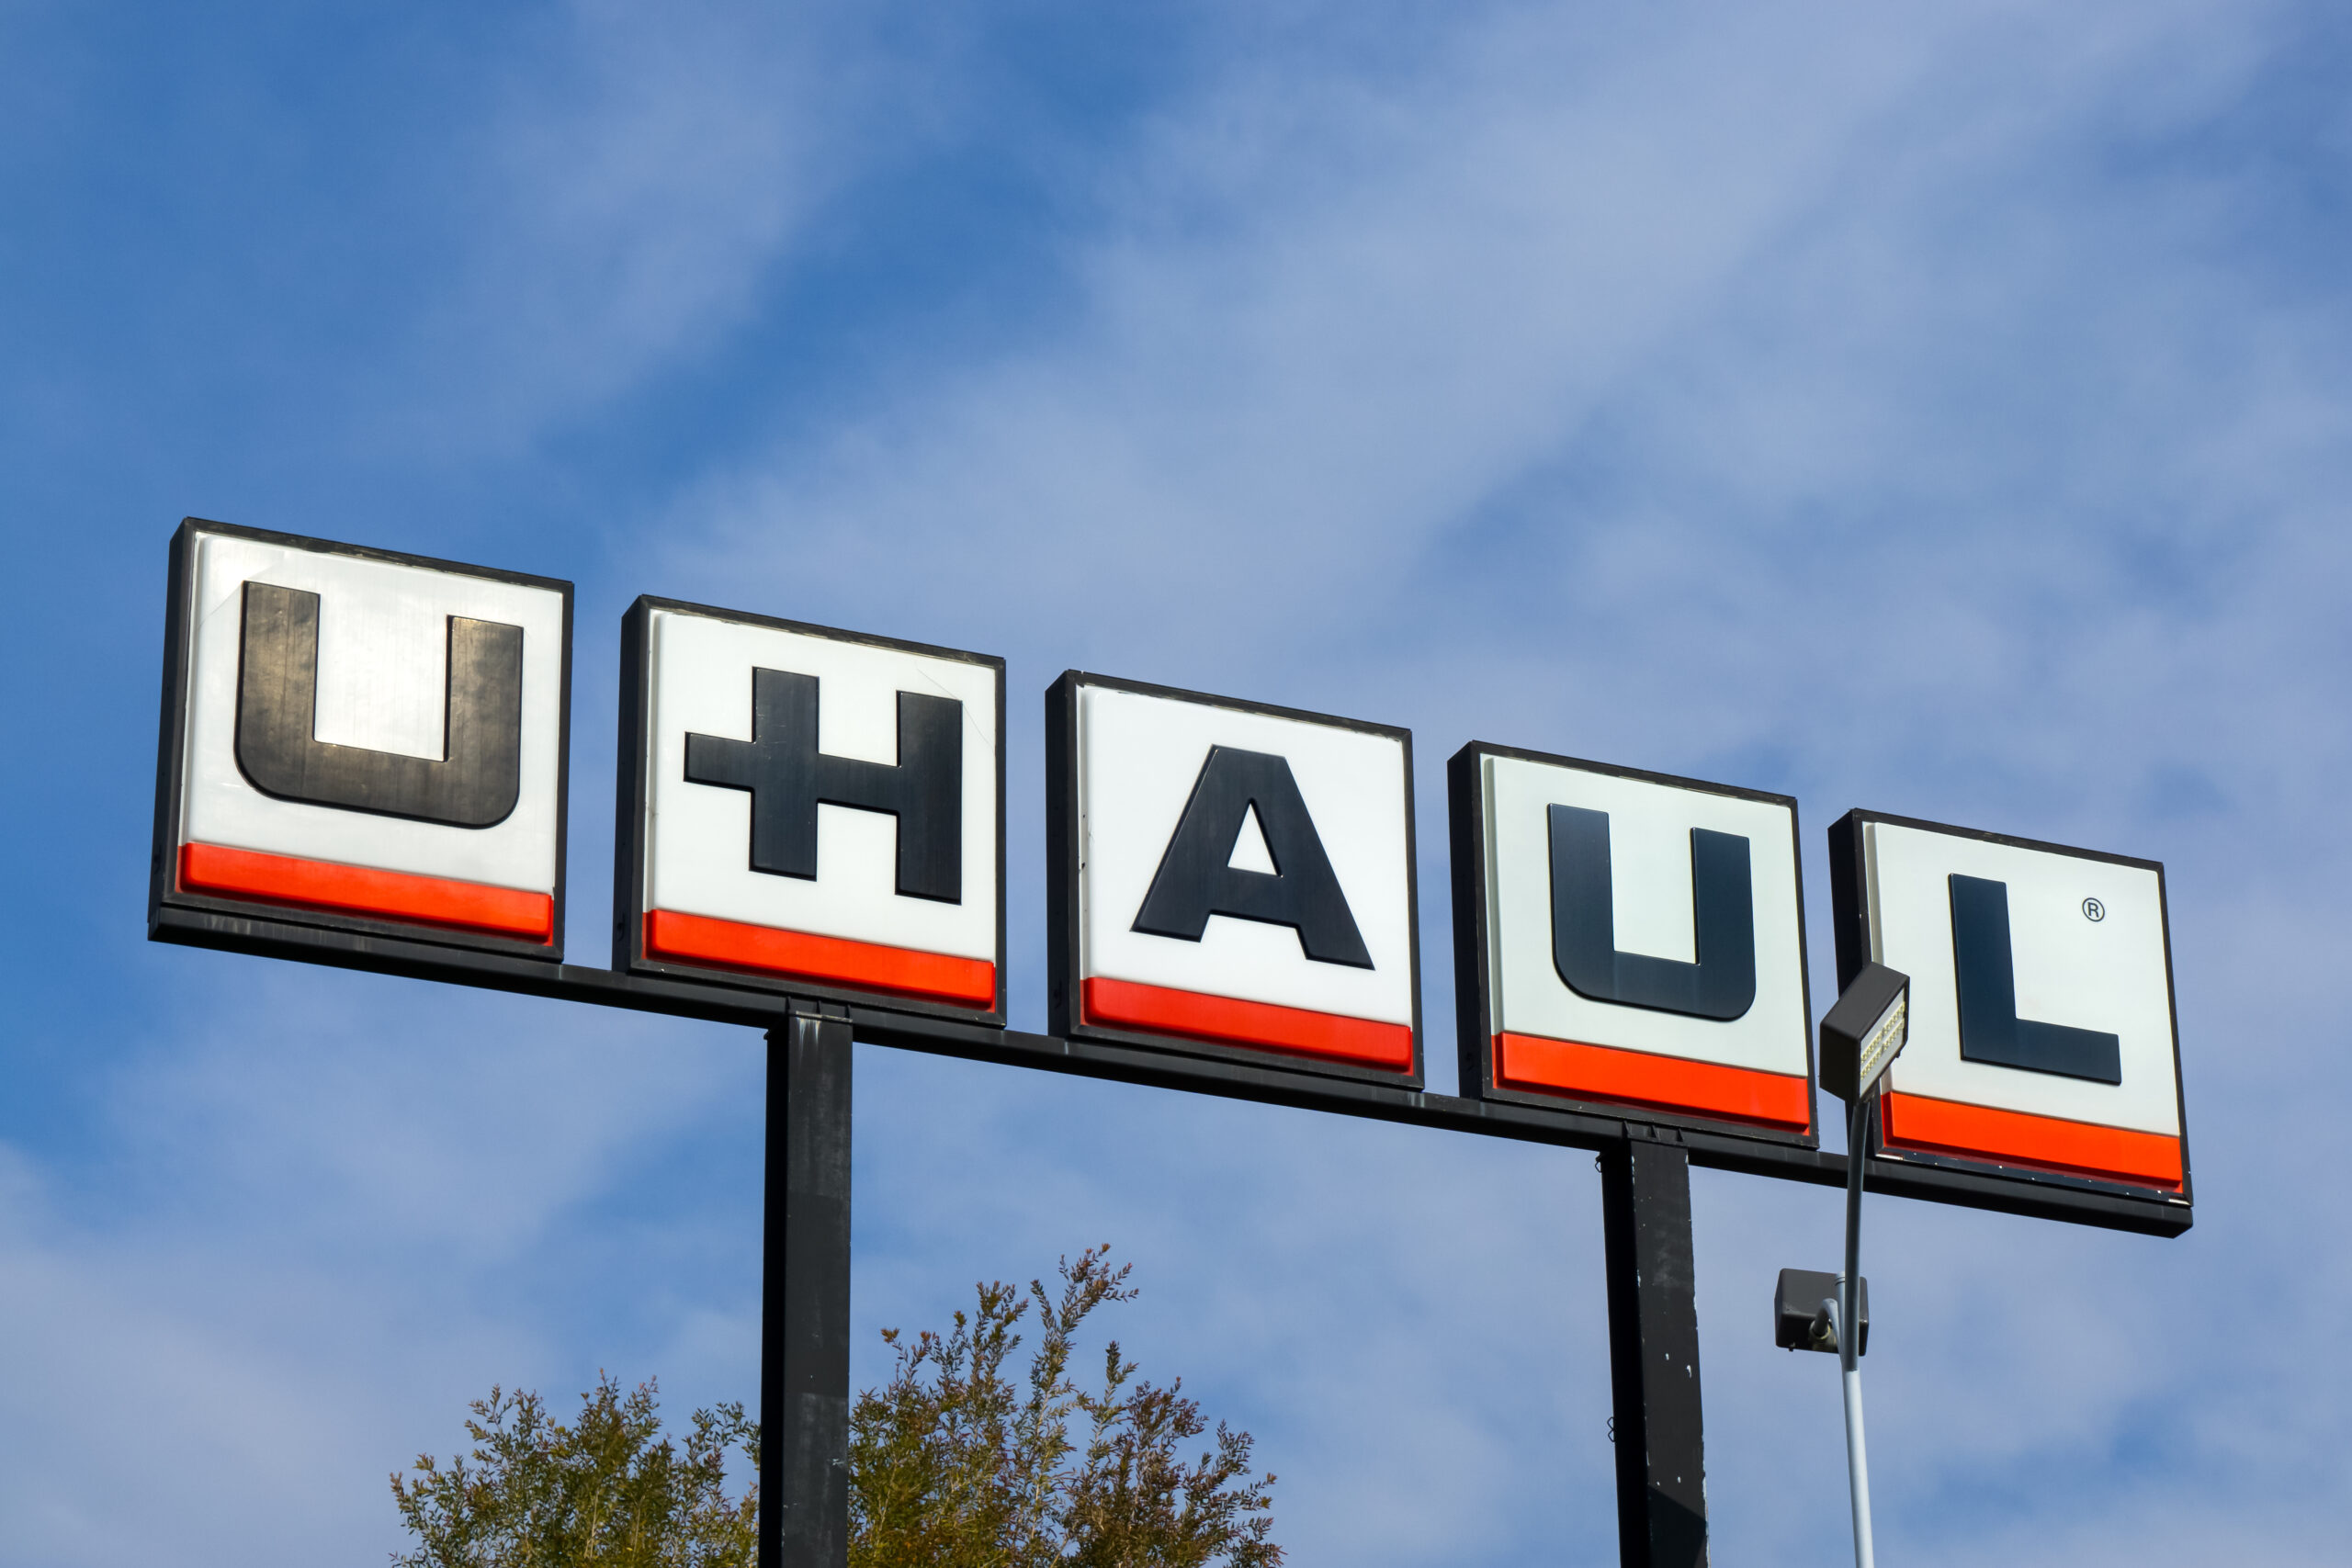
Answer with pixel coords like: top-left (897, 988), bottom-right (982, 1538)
top-left (615, 598), bottom-right (1005, 1022)
top-left (1450, 743), bottom-right (1815, 1141)
top-left (151, 520), bottom-right (571, 956)
top-left (147, 523), bottom-right (2192, 1219)
top-left (1048, 673), bottom-right (1421, 1083)
top-left (1829, 811), bottom-right (2188, 1194)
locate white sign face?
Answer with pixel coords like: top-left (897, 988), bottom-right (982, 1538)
top-left (1850, 816), bottom-right (2185, 1192)
top-left (162, 521), bottom-right (570, 951)
top-left (625, 602), bottom-right (1003, 1017)
top-left (1055, 675), bottom-right (1419, 1077)
top-left (1459, 747), bottom-right (1814, 1136)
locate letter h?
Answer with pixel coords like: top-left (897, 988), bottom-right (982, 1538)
top-left (685, 669), bottom-right (964, 903)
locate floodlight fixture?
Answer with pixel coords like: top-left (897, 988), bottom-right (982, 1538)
top-left (1773, 1268), bottom-right (1869, 1356)
top-left (1818, 962), bottom-right (1910, 1103)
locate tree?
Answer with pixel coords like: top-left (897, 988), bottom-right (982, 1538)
top-left (392, 1247), bottom-right (1279, 1567)
top-left (850, 1245), bottom-right (1280, 1568)
top-left (390, 1377), bottom-right (757, 1568)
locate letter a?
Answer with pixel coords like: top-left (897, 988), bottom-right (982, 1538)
top-left (1130, 746), bottom-right (1373, 967)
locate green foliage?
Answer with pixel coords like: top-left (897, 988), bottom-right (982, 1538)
top-left (393, 1247), bottom-right (1278, 1568)
top-left (390, 1376), bottom-right (757, 1568)
top-left (849, 1246), bottom-right (1280, 1568)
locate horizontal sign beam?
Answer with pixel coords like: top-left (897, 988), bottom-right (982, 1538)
top-left (151, 904), bottom-right (2188, 1236)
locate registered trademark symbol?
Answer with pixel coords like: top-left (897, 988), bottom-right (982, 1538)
top-left (2082, 897), bottom-right (2105, 922)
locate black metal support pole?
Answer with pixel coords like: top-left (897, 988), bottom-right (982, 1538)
top-left (759, 1001), bottom-right (854, 1568)
top-left (1600, 1134), bottom-right (1709, 1568)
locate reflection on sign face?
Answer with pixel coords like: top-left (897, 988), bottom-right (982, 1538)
top-left (235, 581), bottom-right (525, 829)
top-left (1839, 816), bottom-right (2184, 1191)
top-left (161, 521), bottom-right (570, 953)
top-left (621, 601), bottom-right (1003, 1018)
top-left (1051, 675), bottom-right (1419, 1079)
top-left (1453, 746), bottom-right (1813, 1137)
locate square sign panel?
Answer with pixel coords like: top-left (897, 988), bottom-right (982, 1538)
top-left (1047, 673), bottom-right (1421, 1085)
top-left (151, 520), bottom-right (571, 957)
top-left (1828, 811), bottom-right (2189, 1201)
top-left (616, 599), bottom-right (1005, 1023)
top-left (1450, 743), bottom-right (1815, 1143)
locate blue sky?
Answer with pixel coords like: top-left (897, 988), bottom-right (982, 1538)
top-left (4, 0), bottom-right (2348, 1562)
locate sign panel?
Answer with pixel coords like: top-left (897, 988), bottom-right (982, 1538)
top-left (1450, 743), bottom-right (1815, 1142)
top-left (150, 519), bottom-right (571, 956)
top-left (1047, 673), bottom-right (1420, 1083)
top-left (616, 598), bottom-right (1005, 1022)
top-left (1828, 811), bottom-right (2188, 1199)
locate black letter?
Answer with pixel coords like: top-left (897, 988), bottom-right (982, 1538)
top-left (234, 581), bottom-right (523, 828)
top-left (684, 668), bottom-right (963, 903)
top-left (1948, 874), bottom-right (2120, 1084)
top-left (1130, 746), bottom-right (1373, 968)
top-left (1548, 805), bottom-right (1756, 1021)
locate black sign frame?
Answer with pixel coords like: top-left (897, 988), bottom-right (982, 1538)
top-left (1827, 808), bottom-right (2193, 1218)
top-left (1448, 739), bottom-right (1822, 1151)
top-left (1045, 669), bottom-right (1427, 1091)
top-left (148, 518), bottom-right (574, 964)
top-left (613, 595), bottom-right (1010, 1029)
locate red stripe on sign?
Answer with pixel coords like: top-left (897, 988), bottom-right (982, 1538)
top-left (179, 842), bottom-right (554, 942)
top-left (1881, 1091), bottom-right (2183, 1190)
top-left (1080, 976), bottom-right (1415, 1072)
top-left (1494, 1032), bottom-right (1813, 1132)
top-left (644, 909), bottom-right (997, 1010)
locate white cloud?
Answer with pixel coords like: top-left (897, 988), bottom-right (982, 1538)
top-left (357, 0), bottom-right (949, 458)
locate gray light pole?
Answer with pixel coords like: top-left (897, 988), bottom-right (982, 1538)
top-left (1806, 961), bottom-right (1912, 1568)
top-left (1833, 1089), bottom-right (1879, 1568)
